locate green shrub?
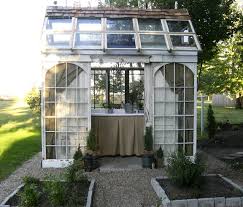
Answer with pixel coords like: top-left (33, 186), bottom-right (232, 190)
top-left (25, 87), bottom-right (41, 115)
top-left (20, 183), bottom-right (41, 207)
top-left (156, 147), bottom-right (164, 159)
top-left (207, 104), bottom-right (217, 139)
top-left (23, 176), bottom-right (40, 185)
top-left (65, 161), bottom-right (86, 183)
top-left (166, 152), bottom-right (206, 188)
top-left (86, 129), bottom-right (97, 152)
top-left (44, 179), bottom-right (65, 206)
top-left (144, 126), bottom-right (153, 151)
top-left (73, 145), bottom-right (83, 161)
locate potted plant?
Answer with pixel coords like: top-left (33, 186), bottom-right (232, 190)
top-left (142, 126), bottom-right (154, 168)
top-left (84, 129), bottom-right (99, 172)
top-left (108, 103), bottom-right (113, 113)
top-left (155, 146), bottom-right (164, 168)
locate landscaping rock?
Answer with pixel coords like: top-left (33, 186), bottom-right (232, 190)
top-left (214, 197), bottom-right (225, 207)
top-left (198, 198), bottom-right (214, 207)
top-left (225, 197), bottom-right (241, 207)
top-left (171, 200), bottom-right (187, 207)
top-left (187, 199), bottom-right (198, 207)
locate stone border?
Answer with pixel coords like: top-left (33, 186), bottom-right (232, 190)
top-left (151, 174), bottom-right (243, 207)
top-left (0, 179), bottom-right (95, 207)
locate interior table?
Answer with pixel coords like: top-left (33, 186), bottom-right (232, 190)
top-left (91, 113), bottom-right (144, 156)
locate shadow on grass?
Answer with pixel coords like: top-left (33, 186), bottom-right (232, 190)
top-left (0, 134), bottom-right (41, 181)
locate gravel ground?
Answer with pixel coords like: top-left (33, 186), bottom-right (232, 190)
top-left (1, 151), bottom-right (243, 207)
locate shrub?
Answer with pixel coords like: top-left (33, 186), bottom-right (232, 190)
top-left (19, 183), bottom-right (41, 207)
top-left (86, 129), bottom-right (97, 152)
top-left (144, 126), bottom-right (153, 152)
top-left (25, 87), bottom-right (41, 115)
top-left (44, 180), bottom-right (65, 207)
top-left (166, 152), bottom-right (206, 188)
top-left (73, 145), bottom-right (83, 161)
top-left (207, 104), bottom-right (217, 139)
top-left (156, 147), bottom-right (164, 159)
top-left (23, 176), bottom-right (40, 185)
top-left (65, 161), bottom-right (86, 183)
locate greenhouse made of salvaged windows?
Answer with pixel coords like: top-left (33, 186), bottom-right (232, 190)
top-left (41, 6), bottom-right (201, 168)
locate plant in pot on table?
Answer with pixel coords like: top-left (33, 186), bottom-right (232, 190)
top-left (84, 129), bottom-right (99, 172)
top-left (142, 126), bottom-right (154, 168)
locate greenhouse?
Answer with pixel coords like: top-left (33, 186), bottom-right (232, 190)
top-left (41, 6), bottom-right (201, 168)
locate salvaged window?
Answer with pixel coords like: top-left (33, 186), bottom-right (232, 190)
top-left (138, 19), bottom-right (163, 31)
top-left (77, 18), bottom-right (101, 31)
top-left (107, 18), bottom-right (133, 31)
top-left (140, 34), bottom-right (167, 49)
top-left (107, 34), bottom-right (136, 48)
top-left (44, 63), bottom-right (89, 159)
top-left (154, 63), bottom-right (195, 157)
top-left (166, 20), bottom-right (192, 33)
top-left (170, 35), bottom-right (196, 47)
top-left (46, 18), bottom-right (72, 31)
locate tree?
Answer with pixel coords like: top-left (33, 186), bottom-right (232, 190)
top-left (25, 87), bottom-right (41, 115)
top-left (200, 31), bottom-right (243, 95)
top-left (207, 104), bottom-right (217, 139)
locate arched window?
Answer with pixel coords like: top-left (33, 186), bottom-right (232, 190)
top-left (154, 63), bottom-right (194, 157)
top-left (44, 63), bottom-right (89, 160)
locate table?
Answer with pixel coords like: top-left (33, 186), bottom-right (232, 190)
top-left (91, 113), bottom-right (144, 156)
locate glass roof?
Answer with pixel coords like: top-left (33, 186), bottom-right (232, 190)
top-left (43, 17), bottom-right (201, 51)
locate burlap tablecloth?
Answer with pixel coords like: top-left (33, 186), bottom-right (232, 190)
top-left (91, 116), bottom-right (144, 156)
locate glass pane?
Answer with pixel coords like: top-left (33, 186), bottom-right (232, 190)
top-left (77, 69), bottom-right (88, 88)
top-left (46, 18), bottom-right (72, 30)
top-left (178, 131), bottom-right (184, 143)
top-left (185, 88), bottom-right (194, 101)
top-left (138, 19), bottom-right (162, 31)
top-left (185, 130), bottom-right (193, 142)
top-left (56, 63), bottom-right (66, 87)
top-left (167, 20), bottom-right (192, 32)
top-left (107, 18), bottom-right (133, 31)
top-left (140, 34), bottom-right (166, 49)
top-left (67, 118), bottom-right (78, 132)
top-left (46, 132), bottom-right (55, 145)
top-left (56, 118), bottom-right (67, 131)
top-left (185, 67), bottom-right (194, 87)
top-left (77, 18), bottom-right (101, 31)
top-left (46, 147), bottom-right (56, 159)
top-left (175, 64), bottom-right (184, 87)
top-left (77, 104), bottom-right (88, 116)
top-left (165, 64), bottom-right (174, 87)
top-left (45, 103), bottom-right (55, 116)
top-left (185, 144), bottom-right (193, 156)
top-left (164, 131), bottom-right (175, 144)
top-left (177, 117), bottom-right (184, 129)
top-left (185, 103), bottom-right (194, 115)
top-left (75, 33), bottom-right (101, 48)
top-left (175, 88), bottom-right (184, 101)
top-left (56, 89), bottom-right (66, 103)
top-left (107, 34), bottom-right (135, 48)
top-left (165, 117), bottom-right (175, 130)
top-left (178, 144), bottom-right (183, 153)
top-left (45, 118), bottom-right (55, 131)
top-left (67, 133), bottom-right (78, 145)
top-left (185, 117), bottom-right (194, 129)
top-left (45, 88), bottom-right (55, 102)
top-left (56, 103), bottom-right (67, 117)
top-left (67, 64), bottom-right (77, 87)
top-left (56, 146), bottom-right (66, 159)
top-left (56, 132), bottom-right (66, 145)
top-left (171, 35), bottom-right (196, 47)
top-left (165, 103), bottom-right (176, 115)
top-left (45, 67), bottom-right (55, 87)
top-left (66, 103), bottom-right (77, 116)
top-left (176, 102), bottom-right (184, 115)
top-left (66, 89), bottom-right (77, 103)
top-left (46, 34), bottom-right (71, 47)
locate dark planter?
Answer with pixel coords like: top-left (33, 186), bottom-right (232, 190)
top-left (84, 154), bottom-right (99, 172)
top-left (142, 154), bottom-right (154, 169)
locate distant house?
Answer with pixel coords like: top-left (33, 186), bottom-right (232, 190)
top-left (41, 6), bottom-right (201, 168)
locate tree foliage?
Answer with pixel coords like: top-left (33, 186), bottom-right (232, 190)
top-left (200, 31), bottom-right (243, 95)
top-left (207, 104), bottom-right (217, 139)
top-left (25, 87), bottom-right (41, 115)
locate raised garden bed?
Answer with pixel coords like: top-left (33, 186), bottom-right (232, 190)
top-left (0, 179), bottom-right (95, 207)
top-left (151, 174), bottom-right (243, 207)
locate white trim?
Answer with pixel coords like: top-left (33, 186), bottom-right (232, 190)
top-left (42, 159), bottom-right (73, 168)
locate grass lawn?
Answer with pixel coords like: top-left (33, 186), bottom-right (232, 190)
top-left (0, 98), bottom-right (41, 180)
top-left (197, 101), bottom-right (243, 138)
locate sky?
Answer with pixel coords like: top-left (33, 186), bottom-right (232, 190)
top-left (0, 0), bottom-right (242, 97)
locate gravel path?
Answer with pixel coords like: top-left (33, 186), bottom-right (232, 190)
top-left (2, 151), bottom-right (243, 207)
